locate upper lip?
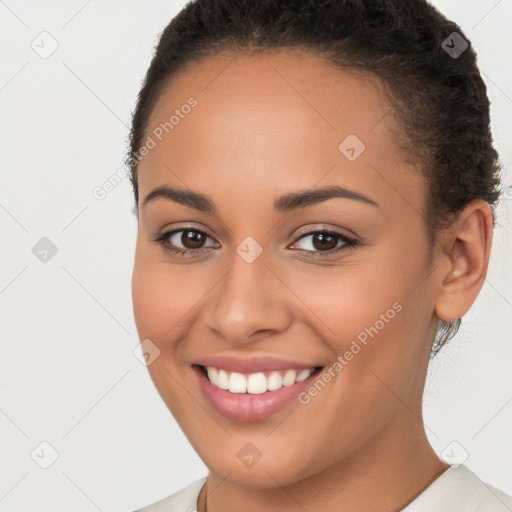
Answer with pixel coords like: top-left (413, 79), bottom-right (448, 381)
top-left (192, 355), bottom-right (322, 374)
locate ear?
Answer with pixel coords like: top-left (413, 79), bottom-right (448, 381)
top-left (434, 199), bottom-right (494, 323)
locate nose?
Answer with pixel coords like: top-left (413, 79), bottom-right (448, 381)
top-left (202, 250), bottom-right (292, 345)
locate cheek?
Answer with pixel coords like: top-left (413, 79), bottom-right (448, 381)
top-left (283, 242), bottom-right (431, 401)
top-left (281, 257), bottom-right (403, 346)
top-left (131, 254), bottom-right (206, 343)
top-left (297, 232), bottom-right (432, 349)
top-left (288, 264), bottom-right (415, 399)
top-left (131, 255), bottom-right (200, 416)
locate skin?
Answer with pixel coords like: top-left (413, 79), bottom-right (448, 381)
top-left (131, 50), bottom-right (493, 512)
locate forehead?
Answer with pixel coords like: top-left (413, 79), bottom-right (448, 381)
top-left (138, 51), bottom-right (424, 216)
top-left (145, 50), bottom-right (392, 146)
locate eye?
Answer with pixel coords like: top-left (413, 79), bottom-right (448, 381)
top-left (289, 229), bottom-right (359, 257)
top-left (152, 227), bottom-right (219, 257)
top-left (152, 225), bottom-right (359, 259)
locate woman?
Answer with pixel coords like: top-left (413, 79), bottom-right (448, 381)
top-left (127, 0), bottom-right (512, 510)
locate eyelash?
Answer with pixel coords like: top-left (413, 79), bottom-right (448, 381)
top-left (151, 225), bottom-right (360, 259)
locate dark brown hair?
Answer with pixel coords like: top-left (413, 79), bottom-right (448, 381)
top-left (125, 0), bottom-right (503, 356)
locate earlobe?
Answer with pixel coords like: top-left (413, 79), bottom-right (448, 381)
top-left (434, 200), bottom-right (493, 322)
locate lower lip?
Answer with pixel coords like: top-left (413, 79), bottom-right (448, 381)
top-left (193, 365), bottom-right (321, 422)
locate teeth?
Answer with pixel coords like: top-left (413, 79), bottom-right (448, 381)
top-left (267, 371), bottom-right (283, 391)
top-left (217, 369), bottom-right (229, 390)
top-left (247, 372), bottom-right (267, 394)
top-left (206, 366), bottom-right (218, 383)
top-left (204, 366), bottom-right (316, 394)
top-left (296, 369), bottom-right (313, 382)
top-left (282, 369), bottom-right (296, 386)
top-left (229, 372), bottom-right (247, 393)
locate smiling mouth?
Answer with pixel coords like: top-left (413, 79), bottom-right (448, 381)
top-left (195, 364), bottom-right (324, 394)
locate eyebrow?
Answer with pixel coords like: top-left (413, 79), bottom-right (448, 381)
top-left (142, 184), bottom-right (379, 213)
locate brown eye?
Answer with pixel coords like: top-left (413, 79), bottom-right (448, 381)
top-left (152, 227), bottom-right (219, 257)
top-left (290, 229), bottom-right (359, 258)
top-left (310, 232), bottom-right (338, 251)
top-left (294, 231), bottom-right (349, 252)
top-left (180, 230), bottom-right (207, 249)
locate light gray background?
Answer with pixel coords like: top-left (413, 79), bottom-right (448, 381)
top-left (0, 1), bottom-right (511, 511)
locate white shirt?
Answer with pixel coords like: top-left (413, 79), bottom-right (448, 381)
top-left (135, 464), bottom-right (512, 511)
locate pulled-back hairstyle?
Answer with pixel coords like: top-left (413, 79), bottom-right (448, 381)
top-left (125, 0), bottom-right (503, 357)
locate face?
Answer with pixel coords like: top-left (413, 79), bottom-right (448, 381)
top-left (132, 51), bottom-right (441, 488)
